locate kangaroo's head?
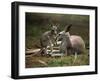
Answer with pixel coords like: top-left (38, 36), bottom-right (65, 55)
top-left (51, 24), bottom-right (59, 35)
top-left (57, 24), bottom-right (72, 41)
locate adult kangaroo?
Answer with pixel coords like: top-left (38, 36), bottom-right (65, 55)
top-left (57, 24), bottom-right (85, 58)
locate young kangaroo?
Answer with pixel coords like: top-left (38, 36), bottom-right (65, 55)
top-left (40, 24), bottom-right (58, 55)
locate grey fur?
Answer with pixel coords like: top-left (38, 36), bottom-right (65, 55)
top-left (57, 25), bottom-right (85, 55)
top-left (40, 25), bottom-right (58, 54)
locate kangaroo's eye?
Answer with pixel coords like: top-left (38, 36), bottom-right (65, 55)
top-left (59, 34), bottom-right (61, 35)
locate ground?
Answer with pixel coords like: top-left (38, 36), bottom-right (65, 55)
top-left (25, 50), bottom-right (89, 68)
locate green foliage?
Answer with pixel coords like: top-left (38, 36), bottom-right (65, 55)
top-left (26, 13), bottom-right (89, 25)
top-left (25, 13), bottom-right (89, 49)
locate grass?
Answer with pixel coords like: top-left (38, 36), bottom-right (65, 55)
top-left (47, 57), bottom-right (73, 67)
top-left (25, 50), bottom-right (89, 68)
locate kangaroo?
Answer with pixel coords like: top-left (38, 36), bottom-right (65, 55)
top-left (40, 25), bottom-right (58, 55)
top-left (57, 24), bottom-right (85, 62)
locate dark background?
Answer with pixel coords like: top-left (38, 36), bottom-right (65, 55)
top-left (25, 12), bottom-right (89, 49)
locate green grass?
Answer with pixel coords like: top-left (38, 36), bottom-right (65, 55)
top-left (47, 56), bottom-right (73, 66)
top-left (25, 50), bottom-right (89, 68)
top-left (47, 54), bottom-right (89, 67)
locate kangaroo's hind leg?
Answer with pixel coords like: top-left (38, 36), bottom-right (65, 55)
top-left (73, 52), bottom-right (77, 64)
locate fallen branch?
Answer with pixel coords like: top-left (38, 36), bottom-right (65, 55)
top-left (38, 60), bottom-right (48, 66)
top-left (26, 49), bottom-right (40, 55)
top-left (51, 53), bottom-right (63, 57)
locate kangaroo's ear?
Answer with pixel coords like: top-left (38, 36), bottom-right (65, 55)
top-left (65, 24), bottom-right (72, 32)
top-left (56, 23), bottom-right (60, 28)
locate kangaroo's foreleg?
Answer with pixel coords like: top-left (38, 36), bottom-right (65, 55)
top-left (49, 40), bottom-right (53, 54)
top-left (45, 47), bottom-right (48, 54)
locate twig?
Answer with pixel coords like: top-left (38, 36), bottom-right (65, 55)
top-left (38, 60), bottom-right (48, 66)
